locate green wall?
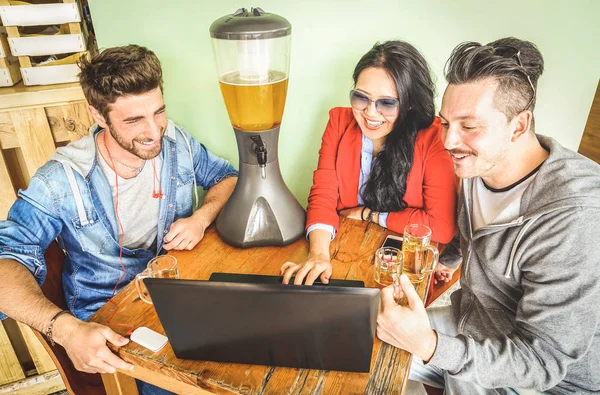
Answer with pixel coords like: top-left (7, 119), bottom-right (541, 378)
top-left (88, 0), bottom-right (600, 206)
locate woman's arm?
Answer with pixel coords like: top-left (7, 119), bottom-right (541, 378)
top-left (282, 108), bottom-right (348, 284)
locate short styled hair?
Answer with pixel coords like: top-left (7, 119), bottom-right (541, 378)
top-left (78, 44), bottom-right (163, 120)
top-left (445, 37), bottom-right (544, 127)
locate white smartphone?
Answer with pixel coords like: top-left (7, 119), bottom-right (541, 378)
top-left (130, 326), bottom-right (168, 352)
top-left (382, 234), bottom-right (403, 250)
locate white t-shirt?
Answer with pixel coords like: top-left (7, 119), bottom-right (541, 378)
top-left (97, 153), bottom-right (161, 250)
top-left (472, 164), bottom-right (542, 230)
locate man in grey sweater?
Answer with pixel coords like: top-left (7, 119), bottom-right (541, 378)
top-left (377, 37), bottom-right (600, 393)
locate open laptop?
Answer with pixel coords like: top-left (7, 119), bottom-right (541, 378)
top-left (144, 273), bottom-right (380, 372)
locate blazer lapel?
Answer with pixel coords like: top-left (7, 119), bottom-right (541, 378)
top-left (337, 118), bottom-right (361, 208)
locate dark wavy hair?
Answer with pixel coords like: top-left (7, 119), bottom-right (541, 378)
top-left (444, 37), bottom-right (544, 130)
top-left (356, 41), bottom-right (435, 212)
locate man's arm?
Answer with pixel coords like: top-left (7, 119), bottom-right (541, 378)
top-left (0, 176), bottom-right (133, 374)
top-left (193, 176), bottom-right (237, 227)
top-left (0, 259), bottom-right (63, 334)
top-left (428, 208), bottom-right (600, 390)
top-left (163, 176), bottom-right (236, 250)
top-left (0, 258), bottom-right (134, 374)
top-left (164, 127), bottom-right (238, 250)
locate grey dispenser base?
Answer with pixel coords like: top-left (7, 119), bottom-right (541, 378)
top-left (216, 127), bottom-right (305, 248)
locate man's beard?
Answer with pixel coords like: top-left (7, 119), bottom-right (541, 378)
top-left (107, 121), bottom-right (164, 160)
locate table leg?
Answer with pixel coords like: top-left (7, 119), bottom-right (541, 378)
top-left (101, 372), bottom-right (139, 395)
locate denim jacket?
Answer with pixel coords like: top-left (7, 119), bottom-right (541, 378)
top-left (0, 120), bottom-right (237, 321)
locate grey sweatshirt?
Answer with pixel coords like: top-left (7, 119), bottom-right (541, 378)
top-left (431, 135), bottom-right (600, 394)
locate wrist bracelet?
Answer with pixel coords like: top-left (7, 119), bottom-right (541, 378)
top-left (45, 310), bottom-right (71, 346)
top-left (360, 206), bottom-right (368, 221)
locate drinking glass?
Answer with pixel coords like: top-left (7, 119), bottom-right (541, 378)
top-left (134, 255), bottom-right (179, 304)
top-left (402, 224), bottom-right (439, 284)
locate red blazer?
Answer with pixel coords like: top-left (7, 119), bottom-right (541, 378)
top-left (306, 107), bottom-right (457, 243)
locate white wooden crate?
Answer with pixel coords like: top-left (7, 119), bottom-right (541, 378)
top-left (20, 63), bottom-right (80, 86)
top-left (0, 3), bottom-right (80, 27)
top-left (9, 33), bottom-right (85, 56)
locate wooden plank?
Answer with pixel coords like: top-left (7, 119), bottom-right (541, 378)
top-left (0, 33), bottom-right (11, 60)
top-left (45, 101), bottom-right (92, 143)
top-left (9, 108), bottom-right (56, 182)
top-left (578, 80), bottom-right (600, 164)
top-left (0, 321), bottom-right (25, 386)
top-left (6, 61), bottom-right (21, 86)
top-left (0, 81), bottom-right (86, 111)
top-left (0, 111), bottom-right (18, 149)
top-left (17, 323), bottom-right (57, 375)
top-left (101, 372), bottom-right (140, 395)
top-left (0, 149), bottom-right (16, 219)
top-left (0, 370), bottom-right (65, 395)
top-left (1, 318), bottom-right (35, 377)
top-left (3, 148), bottom-right (27, 194)
top-left (61, 22), bottom-right (82, 35)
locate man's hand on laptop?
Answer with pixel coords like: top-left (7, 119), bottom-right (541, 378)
top-left (280, 253), bottom-right (332, 285)
top-left (377, 274), bottom-right (438, 363)
top-left (54, 315), bottom-right (134, 374)
top-left (163, 215), bottom-right (209, 251)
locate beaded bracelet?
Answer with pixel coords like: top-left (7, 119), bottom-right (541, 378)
top-left (366, 209), bottom-right (378, 224)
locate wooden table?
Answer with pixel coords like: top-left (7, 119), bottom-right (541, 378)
top-left (89, 218), bottom-right (434, 395)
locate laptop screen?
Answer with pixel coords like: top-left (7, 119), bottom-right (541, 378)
top-left (145, 276), bottom-right (379, 372)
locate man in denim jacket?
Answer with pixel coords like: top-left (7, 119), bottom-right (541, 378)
top-left (0, 45), bottom-right (237, 392)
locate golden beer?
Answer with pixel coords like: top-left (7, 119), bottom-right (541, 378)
top-left (218, 70), bottom-right (288, 132)
top-left (374, 269), bottom-right (397, 287)
top-left (373, 247), bottom-right (402, 287)
top-left (402, 224), bottom-right (439, 284)
top-left (402, 241), bottom-right (428, 283)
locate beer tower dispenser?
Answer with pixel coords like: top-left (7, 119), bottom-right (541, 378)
top-left (210, 8), bottom-right (305, 248)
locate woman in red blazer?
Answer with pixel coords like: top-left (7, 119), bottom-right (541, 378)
top-left (281, 41), bottom-right (457, 285)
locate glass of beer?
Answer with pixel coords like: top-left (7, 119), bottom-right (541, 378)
top-left (134, 255), bottom-right (179, 304)
top-left (402, 224), bottom-right (439, 284)
top-left (374, 247), bottom-right (403, 287)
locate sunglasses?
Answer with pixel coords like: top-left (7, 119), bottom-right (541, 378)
top-left (493, 45), bottom-right (536, 112)
top-left (349, 90), bottom-right (400, 118)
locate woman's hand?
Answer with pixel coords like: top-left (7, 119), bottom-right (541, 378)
top-left (280, 253), bottom-right (332, 285)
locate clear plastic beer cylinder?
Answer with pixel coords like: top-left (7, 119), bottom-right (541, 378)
top-left (211, 8), bottom-right (291, 132)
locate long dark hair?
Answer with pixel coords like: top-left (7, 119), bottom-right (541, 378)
top-left (355, 41), bottom-right (435, 212)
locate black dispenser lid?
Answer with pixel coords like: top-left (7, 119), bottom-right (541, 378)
top-left (209, 7), bottom-right (291, 40)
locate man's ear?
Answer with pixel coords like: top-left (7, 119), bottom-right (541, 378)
top-left (510, 110), bottom-right (532, 142)
top-left (88, 105), bottom-right (109, 129)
